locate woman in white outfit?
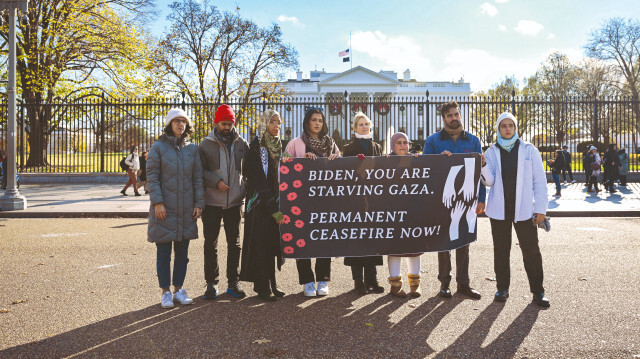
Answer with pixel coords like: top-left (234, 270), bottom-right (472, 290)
top-left (481, 112), bottom-right (550, 308)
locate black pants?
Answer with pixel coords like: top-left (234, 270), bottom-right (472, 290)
top-left (490, 218), bottom-right (544, 294)
top-left (203, 205), bottom-right (242, 285)
top-left (350, 265), bottom-right (377, 282)
top-left (253, 252), bottom-right (277, 295)
top-left (561, 166), bottom-right (574, 181)
top-left (296, 258), bottom-right (331, 284)
top-left (620, 175), bottom-right (627, 186)
top-left (437, 245), bottom-right (470, 286)
top-left (588, 175), bottom-right (599, 191)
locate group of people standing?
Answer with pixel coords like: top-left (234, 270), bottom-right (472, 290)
top-left (582, 144), bottom-right (629, 193)
top-left (143, 100), bottom-right (550, 309)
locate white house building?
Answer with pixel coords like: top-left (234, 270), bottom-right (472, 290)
top-left (268, 66), bottom-right (471, 151)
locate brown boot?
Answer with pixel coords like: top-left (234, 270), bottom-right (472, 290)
top-left (408, 274), bottom-right (421, 297)
top-left (388, 276), bottom-right (407, 298)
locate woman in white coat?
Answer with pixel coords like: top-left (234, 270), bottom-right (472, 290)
top-left (481, 112), bottom-right (550, 308)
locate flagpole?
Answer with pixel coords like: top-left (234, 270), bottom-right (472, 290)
top-left (350, 31), bottom-right (352, 69)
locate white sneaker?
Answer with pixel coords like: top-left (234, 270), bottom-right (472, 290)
top-left (563, 180), bottom-right (567, 184)
top-left (161, 291), bottom-right (174, 308)
top-left (571, 180), bottom-right (576, 184)
top-left (317, 281), bottom-right (329, 296)
top-left (304, 282), bottom-right (316, 297)
top-left (173, 289), bottom-right (194, 305)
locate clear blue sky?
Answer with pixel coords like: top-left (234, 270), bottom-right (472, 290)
top-left (151, 0), bottom-right (640, 92)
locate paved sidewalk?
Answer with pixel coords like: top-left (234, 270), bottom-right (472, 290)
top-left (1, 182), bottom-right (640, 217)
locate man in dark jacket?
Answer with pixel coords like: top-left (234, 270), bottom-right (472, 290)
top-left (561, 145), bottom-right (575, 183)
top-left (199, 104), bottom-right (249, 300)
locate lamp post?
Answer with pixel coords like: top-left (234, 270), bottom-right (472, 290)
top-left (0, 0), bottom-right (28, 211)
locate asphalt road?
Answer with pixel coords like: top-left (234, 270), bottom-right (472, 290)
top-left (0, 218), bottom-right (639, 358)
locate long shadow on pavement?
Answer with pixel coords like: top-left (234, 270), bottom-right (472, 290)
top-left (435, 302), bottom-right (541, 358)
top-left (0, 291), bottom-right (540, 358)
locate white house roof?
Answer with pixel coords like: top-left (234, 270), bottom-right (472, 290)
top-left (319, 66), bottom-right (400, 86)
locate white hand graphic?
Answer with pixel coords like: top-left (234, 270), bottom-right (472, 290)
top-left (449, 201), bottom-right (465, 241)
top-left (466, 199), bottom-right (478, 233)
top-left (458, 157), bottom-right (476, 202)
top-left (443, 165), bottom-right (463, 208)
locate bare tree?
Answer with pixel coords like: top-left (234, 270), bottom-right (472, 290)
top-left (585, 17), bottom-right (640, 149)
top-left (154, 0), bottom-right (298, 129)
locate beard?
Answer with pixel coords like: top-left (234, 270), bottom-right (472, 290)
top-left (446, 120), bottom-right (461, 129)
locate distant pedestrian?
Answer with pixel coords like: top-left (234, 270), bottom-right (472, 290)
top-left (618, 148), bottom-right (629, 186)
top-left (147, 108), bottom-right (204, 309)
top-left (481, 112), bottom-right (550, 308)
top-left (561, 145), bottom-right (575, 183)
top-left (603, 143), bottom-right (620, 193)
top-left (137, 150), bottom-right (148, 194)
top-left (587, 146), bottom-right (601, 193)
top-left (240, 109), bottom-right (286, 302)
top-left (582, 146), bottom-right (592, 188)
top-left (0, 150), bottom-right (7, 190)
top-left (120, 145), bottom-right (141, 196)
top-left (548, 150), bottom-right (564, 197)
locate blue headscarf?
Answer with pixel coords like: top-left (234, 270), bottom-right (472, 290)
top-left (496, 112), bottom-right (519, 152)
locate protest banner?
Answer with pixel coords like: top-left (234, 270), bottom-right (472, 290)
top-left (278, 153), bottom-right (481, 258)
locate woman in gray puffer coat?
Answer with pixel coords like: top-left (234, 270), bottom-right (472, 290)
top-left (147, 108), bottom-right (205, 309)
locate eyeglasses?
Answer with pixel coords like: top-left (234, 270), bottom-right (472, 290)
top-left (305, 106), bottom-right (324, 112)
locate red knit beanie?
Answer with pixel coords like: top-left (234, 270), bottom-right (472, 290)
top-left (214, 104), bottom-right (236, 124)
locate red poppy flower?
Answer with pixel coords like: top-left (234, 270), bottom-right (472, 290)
top-left (294, 163), bottom-right (303, 172)
top-left (357, 153), bottom-right (365, 160)
top-left (287, 192), bottom-right (297, 201)
top-left (293, 180), bottom-right (302, 188)
top-left (296, 239), bottom-right (306, 248)
top-left (280, 165), bottom-right (289, 174)
top-left (282, 215), bottom-right (290, 224)
top-left (295, 220), bottom-right (304, 229)
top-left (284, 246), bottom-right (294, 254)
top-left (291, 206), bottom-right (301, 216)
top-left (279, 182), bottom-right (288, 191)
top-left (282, 233), bottom-right (293, 242)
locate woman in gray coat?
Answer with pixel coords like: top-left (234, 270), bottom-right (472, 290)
top-left (147, 108), bottom-right (205, 309)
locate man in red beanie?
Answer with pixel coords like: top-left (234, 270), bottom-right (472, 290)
top-left (198, 104), bottom-right (249, 300)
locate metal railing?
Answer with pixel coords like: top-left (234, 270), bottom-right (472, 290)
top-left (1, 93), bottom-right (639, 173)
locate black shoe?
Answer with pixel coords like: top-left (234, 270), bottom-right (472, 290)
top-left (145, 190), bottom-right (149, 194)
top-left (134, 192), bottom-right (141, 196)
top-left (120, 189), bottom-right (127, 196)
top-left (457, 285), bottom-right (482, 299)
top-left (365, 279), bottom-right (385, 294)
top-left (227, 283), bottom-right (246, 298)
top-left (533, 292), bottom-right (550, 308)
top-left (203, 283), bottom-right (218, 300)
top-left (354, 280), bottom-right (368, 295)
top-left (271, 287), bottom-right (285, 298)
top-left (494, 289), bottom-right (509, 302)
top-left (438, 285), bottom-right (452, 298)
top-left (258, 292), bottom-right (277, 302)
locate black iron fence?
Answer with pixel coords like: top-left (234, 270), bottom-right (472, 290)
top-left (1, 94), bottom-right (639, 173)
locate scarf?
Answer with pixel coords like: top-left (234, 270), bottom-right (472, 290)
top-left (260, 130), bottom-right (282, 163)
top-left (301, 132), bottom-right (335, 157)
top-left (355, 131), bottom-right (373, 139)
top-left (497, 133), bottom-right (519, 152)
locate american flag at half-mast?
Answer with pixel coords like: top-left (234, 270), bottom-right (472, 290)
top-left (339, 49), bottom-right (349, 57)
